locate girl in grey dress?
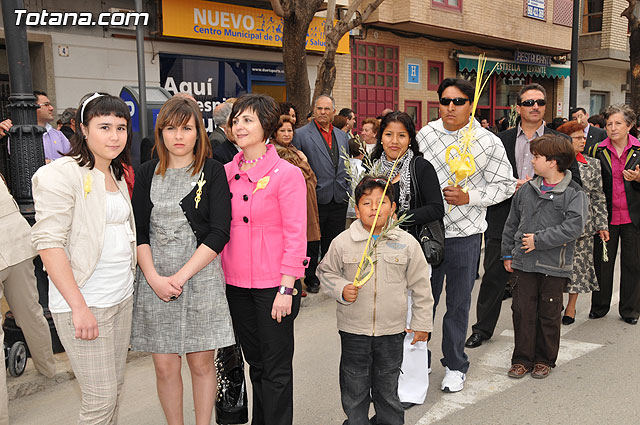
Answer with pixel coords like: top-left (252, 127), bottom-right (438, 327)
top-left (131, 97), bottom-right (234, 425)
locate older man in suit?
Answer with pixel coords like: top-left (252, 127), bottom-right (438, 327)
top-left (0, 177), bottom-right (55, 424)
top-left (293, 95), bottom-right (349, 293)
top-left (570, 107), bottom-right (607, 152)
top-left (466, 83), bottom-right (582, 349)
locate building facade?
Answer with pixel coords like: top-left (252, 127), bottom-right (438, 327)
top-left (332, 0), bottom-right (576, 130)
top-left (577, 0), bottom-right (631, 115)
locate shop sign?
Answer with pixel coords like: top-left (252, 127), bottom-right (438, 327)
top-left (524, 0), bottom-right (546, 21)
top-left (251, 63), bottom-right (285, 79)
top-left (161, 0), bottom-right (349, 54)
top-left (407, 63), bottom-right (420, 84)
top-left (458, 54), bottom-right (569, 79)
top-left (514, 50), bottom-right (551, 67)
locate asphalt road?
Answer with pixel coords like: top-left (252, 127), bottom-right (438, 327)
top-left (8, 256), bottom-right (639, 424)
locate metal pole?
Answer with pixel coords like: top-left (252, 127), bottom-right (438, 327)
top-left (135, 0), bottom-right (148, 139)
top-left (1, 0), bottom-right (45, 217)
top-left (569, 0), bottom-right (580, 110)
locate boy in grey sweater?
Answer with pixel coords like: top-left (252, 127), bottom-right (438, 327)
top-left (502, 134), bottom-right (587, 379)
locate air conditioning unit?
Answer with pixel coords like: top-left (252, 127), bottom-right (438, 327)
top-left (621, 83), bottom-right (631, 91)
top-left (583, 80), bottom-right (592, 88)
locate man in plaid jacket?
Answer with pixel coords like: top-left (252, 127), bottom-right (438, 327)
top-left (416, 78), bottom-right (516, 393)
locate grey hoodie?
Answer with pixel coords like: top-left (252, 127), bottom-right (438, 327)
top-left (501, 170), bottom-right (588, 278)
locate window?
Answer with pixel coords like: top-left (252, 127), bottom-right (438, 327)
top-left (432, 0), bottom-right (462, 12)
top-left (405, 100), bottom-right (422, 129)
top-left (582, 0), bottom-right (603, 33)
top-left (352, 40), bottom-right (399, 129)
top-left (428, 61), bottom-right (443, 91)
top-left (427, 101), bottom-right (441, 123)
top-left (589, 91), bottom-right (608, 115)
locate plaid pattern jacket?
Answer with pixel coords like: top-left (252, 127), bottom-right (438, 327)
top-left (416, 118), bottom-right (516, 238)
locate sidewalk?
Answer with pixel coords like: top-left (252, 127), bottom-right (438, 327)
top-left (6, 289), bottom-right (330, 401)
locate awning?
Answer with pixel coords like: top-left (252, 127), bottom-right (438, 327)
top-left (457, 53), bottom-right (570, 79)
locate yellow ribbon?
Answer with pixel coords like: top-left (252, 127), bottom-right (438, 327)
top-left (352, 151), bottom-right (405, 288)
top-left (253, 176), bottom-right (270, 194)
top-left (83, 174), bottom-right (92, 199)
top-left (194, 172), bottom-right (206, 209)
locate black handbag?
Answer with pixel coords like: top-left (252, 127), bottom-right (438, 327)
top-left (215, 343), bottom-right (248, 424)
top-left (409, 157), bottom-right (445, 267)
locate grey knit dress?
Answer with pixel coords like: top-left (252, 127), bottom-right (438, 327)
top-left (130, 165), bottom-right (235, 354)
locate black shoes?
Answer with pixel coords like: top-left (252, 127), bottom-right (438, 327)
top-left (623, 317), bottom-right (638, 325)
top-left (305, 282), bottom-right (320, 294)
top-left (464, 333), bottom-right (487, 348)
top-left (589, 311), bottom-right (605, 319)
top-left (401, 402), bottom-right (416, 410)
top-left (562, 314), bottom-right (575, 325)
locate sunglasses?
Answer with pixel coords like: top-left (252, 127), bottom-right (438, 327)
top-left (439, 97), bottom-right (469, 106)
top-left (518, 99), bottom-right (546, 107)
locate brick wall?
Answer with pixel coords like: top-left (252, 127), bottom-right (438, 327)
top-left (601, 0), bottom-right (630, 51)
top-left (371, 0), bottom-right (572, 52)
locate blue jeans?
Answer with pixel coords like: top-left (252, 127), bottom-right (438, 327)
top-left (431, 234), bottom-right (482, 373)
top-left (339, 331), bottom-right (404, 425)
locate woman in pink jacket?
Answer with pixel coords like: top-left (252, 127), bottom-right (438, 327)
top-left (222, 94), bottom-right (308, 425)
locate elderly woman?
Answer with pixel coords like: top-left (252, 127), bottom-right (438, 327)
top-left (556, 121), bottom-right (609, 325)
top-left (222, 94), bottom-right (308, 425)
top-left (587, 104), bottom-right (640, 325)
top-left (361, 117), bottom-right (380, 155)
top-left (272, 114), bottom-right (321, 297)
top-left (371, 111), bottom-right (444, 408)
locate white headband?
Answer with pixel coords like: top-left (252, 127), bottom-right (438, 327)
top-left (80, 93), bottom-right (104, 123)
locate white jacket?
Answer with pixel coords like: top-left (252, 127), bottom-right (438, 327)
top-left (416, 118), bottom-right (516, 238)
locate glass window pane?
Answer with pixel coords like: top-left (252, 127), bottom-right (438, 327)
top-left (386, 76), bottom-right (393, 87)
top-left (429, 66), bottom-right (440, 87)
top-left (495, 75), bottom-right (524, 107)
top-left (386, 47), bottom-right (393, 59)
top-left (368, 74), bottom-right (375, 85)
top-left (359, 74), bottom-right (366, 85)
top-left (358, 44), bottom-right (366, 56)
top-left (377, 75), bottom-right (384, 86)
top-left (353, 88), bottom-right (357, 100)
top-left (368, 60), bottom-right (376, 72)
top-left (394, 76), bottom-right (398, 86)
top-left (368, 45), bottom-right (376, 57)
top-left (377, 46), bottom-right (385, 58)
top-left (386, 62), bottom-right (394, 73)
top-left (449, 0), bottom-right (458, 6)
top-left (395, 63), bottom-right (398, 73)
top-left (377, 61), bottom-right (385, 72)
top-left (358, 59), bottom-right (366, 70)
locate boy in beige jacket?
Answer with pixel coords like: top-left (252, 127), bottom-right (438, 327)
top-left (318, 176), bottom-right (434, 425)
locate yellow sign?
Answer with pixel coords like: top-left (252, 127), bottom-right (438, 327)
top-left (162, 0), bottom-right (350, 54)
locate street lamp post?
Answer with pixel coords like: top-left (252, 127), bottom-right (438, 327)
top-left (569, 0), bottom-right (580, 110)
top-left (2, 0), bottom-right (49, 311)
top-left (1, 0), bottom-right (46, 218)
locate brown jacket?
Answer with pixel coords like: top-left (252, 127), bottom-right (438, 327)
top-left (275, 144), bottom-right (321, 242)
top-left (0, 179), bottom-right (36, 270)
top-left (317, 220), bottom-right (434, 336)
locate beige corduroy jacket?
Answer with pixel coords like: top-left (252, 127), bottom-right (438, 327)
top-left (317, 220), bottom-right (434, 336)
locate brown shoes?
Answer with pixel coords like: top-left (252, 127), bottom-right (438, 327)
top-left (507, 364), bottom-right (530, 378)
top-left (531, 363), bottom-right (551, 379)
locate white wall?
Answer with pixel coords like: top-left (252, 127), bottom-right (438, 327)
top-left (39, 31), bottom-right (320, 113)
top-left (577, 63), bottom-right (628, 114)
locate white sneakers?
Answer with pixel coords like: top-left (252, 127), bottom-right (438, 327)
top-left (440, 366), bottom-right (466, 393)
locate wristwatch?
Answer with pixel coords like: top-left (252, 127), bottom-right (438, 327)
top-left (278, 286), bottom-right (298, 296)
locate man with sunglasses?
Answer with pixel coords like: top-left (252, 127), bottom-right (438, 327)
top-left (416, 78), bottom-right (516, 393)
top-left (467, 83), bottom-right (582, 351)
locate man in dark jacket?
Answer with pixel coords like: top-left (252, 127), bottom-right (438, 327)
top-left (293, 95), bottom-right (349, 293)
top-left (466, 83), bottom-right (582, 349)
top-left (570, 107), bottom-right (607, 152)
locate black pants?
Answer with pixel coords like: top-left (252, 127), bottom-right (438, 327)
top-left (511, 270), bottom-right (565, 369)
top-left (305, 200), bottom-right (348, 286)
top-left (225, 280), bottom-right (302, 425)
top-left (592, 223), bottom-right (640, 320)
top-left (471, 237), bottom-right (512, 339)
top-left (339, 331), bottom-right (404, 425)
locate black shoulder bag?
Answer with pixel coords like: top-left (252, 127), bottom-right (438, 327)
top-left (215, 343), bottom-right (248, 424)
top-left (409, 157), bottom-right (445, 267)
